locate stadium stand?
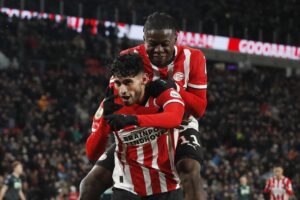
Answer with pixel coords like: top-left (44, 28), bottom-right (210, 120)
top-left (0, 9), bottom-right (299, 199)
top-left (2, 0), bottom-right (300, 45)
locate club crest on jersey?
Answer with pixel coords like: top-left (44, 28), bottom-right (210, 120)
top-left (120, 127), bottom-right (168, 146)
top-left (94, 107), bottom-right (103, 119)
top-left (173, 72), bottom-right (184, 81)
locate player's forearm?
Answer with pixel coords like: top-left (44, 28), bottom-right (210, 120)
top-left (19, 191), bottom-right (26, 200)
top-left (179, 89), bottom-right (207, 118)
top-left (0, 186), bottom-right (7, 200)
top-left (86, 118), bottom-right (111, 161)
top-left (137, 103), bottom-right (184, 128)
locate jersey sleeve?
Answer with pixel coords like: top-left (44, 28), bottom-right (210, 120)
top-left (285, 178), bottom-right (293, 195)
top-left (179, 50), bottom-right (207, 118)
top-left (85, 102), bottom-right (112, 161)
top-left (263, 178), bottom-right (271, 193)
top-left (137, 89), bottom-right (185, 128)
top-left (120, 46), bottom-right (140, 55)
top-left (188, 50), bottom-right (207, 90)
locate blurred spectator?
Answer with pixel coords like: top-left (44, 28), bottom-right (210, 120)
top-left (238, 176), bottom-right (252, 200)
top-left (0, 161), bottom-right (26, 200)
top-left (68, 185), bottom-right (79, 200)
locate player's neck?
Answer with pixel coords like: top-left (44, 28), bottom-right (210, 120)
top-left (276, 175), bottom-right (283, 180)
top-left (137, 88), bottom-right (146, 105)
top-left (12, 172), bottom-right (20, 178)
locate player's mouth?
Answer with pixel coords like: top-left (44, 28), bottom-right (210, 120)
top-left (153, 54), bottom-right (166, 59)
top-left (121, 96), bottom-right (130, 101)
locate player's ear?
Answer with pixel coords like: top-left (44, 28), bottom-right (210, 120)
top-left (142, 73), bottom-right (149, 85)
top-left (174, 31), bottom-right (178, 43)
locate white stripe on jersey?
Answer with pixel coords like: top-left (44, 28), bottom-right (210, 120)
top-left (166, 129), bottom-right (180, 182)
top-left (183, 49), bottom-right (191, 88)
top-left (151, 64), bottom-right (160, 81)
top-left (136, 146), bottom-right (153, 195)
top-left (162, 99), bottom-right (185, 108)
top-left (158, 171), bottom-right (168, 193)
top-left (151, 139), bottom-right (159, 169)
top-left (113, 142), bottom-right (135, 194)
top-left (151, 139), bottom-right (168, 193)
top-left (187, 83), bottom-right (207, 89)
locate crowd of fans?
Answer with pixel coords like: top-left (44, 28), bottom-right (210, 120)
top-left (3, 0), bottom-right (300, 45)
top-left (0, 12), bottom-right (299, 199)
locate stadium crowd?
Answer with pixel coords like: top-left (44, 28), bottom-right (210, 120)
top-left (2, 0), bottom-right (300, 45)
top-left (0, 12), bottom-right (299, 199)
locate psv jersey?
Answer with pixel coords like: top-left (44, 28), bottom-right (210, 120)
top-left (264, 176), bottom-right (293, 200)
top-left (121, 44), bottom-right (207, 91)
top-left (109, 89), bottom-right (184, 196)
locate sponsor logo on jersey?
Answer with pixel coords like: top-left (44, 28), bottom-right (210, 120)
top-left (170, 91), bottom-right (181, 98)
top-left (120, 127), bottom-right (168, 146)
top-left (173, 72), bottom-right (184, 81)
top-left (94, 107), bottom-right (103, 119)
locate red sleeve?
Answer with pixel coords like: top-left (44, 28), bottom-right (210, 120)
top-left (263, 179), bottom-right (271, 193)
top-left (85, 104), bottom-right (111, 161)
top-left (179, 88), bottom-right (207, 118)
top-left (180, 50), bottom-right (207, 118)
top-left (285, 179), bottom-right (293, 195)
top-left (137, 89), bottom-right (185, 128)
top-left (120, 46), bottom-right (138, 55)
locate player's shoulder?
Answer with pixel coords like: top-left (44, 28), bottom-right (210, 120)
top-left (158, 87), bottom-right (182, 101)
top-left (4, 174), bottom-right (12, 184)
top-left (177, 45), bottom-right (205, 57)
top-left (120, 44), bottom-right (145, 55)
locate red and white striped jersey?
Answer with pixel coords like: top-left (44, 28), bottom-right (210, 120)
top-left (121, 44), bottom-right (207, 90)
top-left (264, 176), bottom-right (293, 200)
top-left (111, 90), bottom-right (184, 196)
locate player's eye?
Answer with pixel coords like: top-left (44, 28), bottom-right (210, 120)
top-left (123, 80), bottom-right (132, 85)
top-left (114, 81), bottom-right (121, 87)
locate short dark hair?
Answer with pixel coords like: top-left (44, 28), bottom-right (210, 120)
top-left (144, 12), bottom-right (178, 32)
top-left (109, 53), bottom-right (144, 78)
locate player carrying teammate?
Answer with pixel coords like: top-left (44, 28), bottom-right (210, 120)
top-left (81, 12), bottom-right (207, 200)
top-left (83, 53), bottom-right (185, 199)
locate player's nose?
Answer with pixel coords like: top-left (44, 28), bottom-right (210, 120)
top-left (119, 84), bottom-right (128, 94)
top-left (154, 44), bottom-right (164, 53)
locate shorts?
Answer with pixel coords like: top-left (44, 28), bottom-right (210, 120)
top-left (175, 128), bottom-right (203, 164)
top-left (111, 187), bottom-right (183, 200)
top-left (96, 117), bottom-right (204, 170)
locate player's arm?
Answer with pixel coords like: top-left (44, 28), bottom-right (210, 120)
top-left (85, 109), bottom-right (112, 161)
top-left (263, 179), bottom-right (270, 193)
top-left (0, 185), bottom-right (8, 200)
top-left (19, 189), bottom-right (26, 200)
top-left (104, 80), bottom-right (185, 130)
top-left (178, 50), bottom-right (207, 118)
top-left (285, 179), bottom-right (293, 195)
top-left (136, 88), bottom-right (184, 128)
top-left (86, 87), bottom-right (123, 161)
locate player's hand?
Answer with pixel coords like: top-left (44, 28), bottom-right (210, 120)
top-left (166, 79), bottom-right (179, 91)
top-left (146, 79), bottom-right (176, 98)
top-left (103, 87), bottom-right (123, 116)
top-left (104, 114), bottom-right (138, 130)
